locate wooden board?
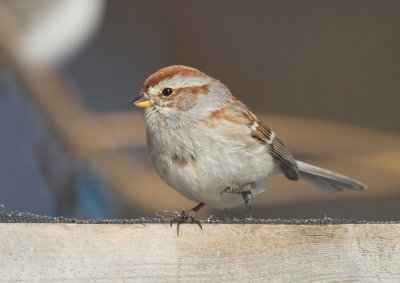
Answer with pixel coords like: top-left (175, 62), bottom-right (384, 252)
top-left (1, 223), bottom-right (399, 281)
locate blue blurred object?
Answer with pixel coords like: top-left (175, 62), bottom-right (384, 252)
top-left (0, 69), bottom-right (118, 218)
top-left (75, 169), bottom-right (118, 219)
top-left (0, 70), bottom-right (54, 215)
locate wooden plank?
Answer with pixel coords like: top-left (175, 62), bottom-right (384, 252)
top-left (0, 224), bottom-right (399, 281)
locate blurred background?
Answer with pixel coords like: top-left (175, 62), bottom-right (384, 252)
top-left (0, 0), bottom-right (399, 221)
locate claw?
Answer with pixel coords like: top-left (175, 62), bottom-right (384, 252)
top-left (220, 187), bottom-right (233, 195)
top-left (221, 184), bottom-right (253, 216)
top-left (170, 210), bottom-right (203, 235)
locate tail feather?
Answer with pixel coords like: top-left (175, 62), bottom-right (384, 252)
top-left (297, 161), bottom-right (367, 193)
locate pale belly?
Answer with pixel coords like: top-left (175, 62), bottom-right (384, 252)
top-left (148, 125), bottom-right (278, 209)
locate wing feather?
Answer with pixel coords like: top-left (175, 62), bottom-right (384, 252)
top-left (208, 99), bottom-right (299, 181)
top-left (241, 109), bottom-right (299, 180)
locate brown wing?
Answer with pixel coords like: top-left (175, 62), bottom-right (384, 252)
top-left (241, 109), bottom-right (300, 181)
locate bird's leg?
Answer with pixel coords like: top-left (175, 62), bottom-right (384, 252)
top-left (170, 202), bottom-right (204, 235)
top-left (221, 183), bottom-right (253, 214)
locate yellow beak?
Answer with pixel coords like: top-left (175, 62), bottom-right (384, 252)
top-left (132, 94), bottom-right (154, 108)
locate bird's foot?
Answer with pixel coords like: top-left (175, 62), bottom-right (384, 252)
top-left (221, 184), bottom-right (253, 215)
top-left (170, 209), bottom-right (203, 235)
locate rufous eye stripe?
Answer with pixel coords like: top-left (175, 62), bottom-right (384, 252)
top-left (161, 84), bottom-right (210, 111)
top-left (174, 85), bottom-right (210, 96)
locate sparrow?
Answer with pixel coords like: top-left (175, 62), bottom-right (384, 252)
top-left (132, 65), bottom-right (366, 231)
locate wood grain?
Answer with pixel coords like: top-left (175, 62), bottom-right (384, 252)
top-left (0, 223), bottom-right (399, 281)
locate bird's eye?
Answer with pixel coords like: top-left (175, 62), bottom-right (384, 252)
top-left (162, 87), bottom-right (173, 96)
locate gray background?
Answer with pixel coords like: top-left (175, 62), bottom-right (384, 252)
top-left (1, 1), bottom-right (399, 220)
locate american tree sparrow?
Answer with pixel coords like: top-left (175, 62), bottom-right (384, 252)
top-left (133, 65), bottom-right (366, 230)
